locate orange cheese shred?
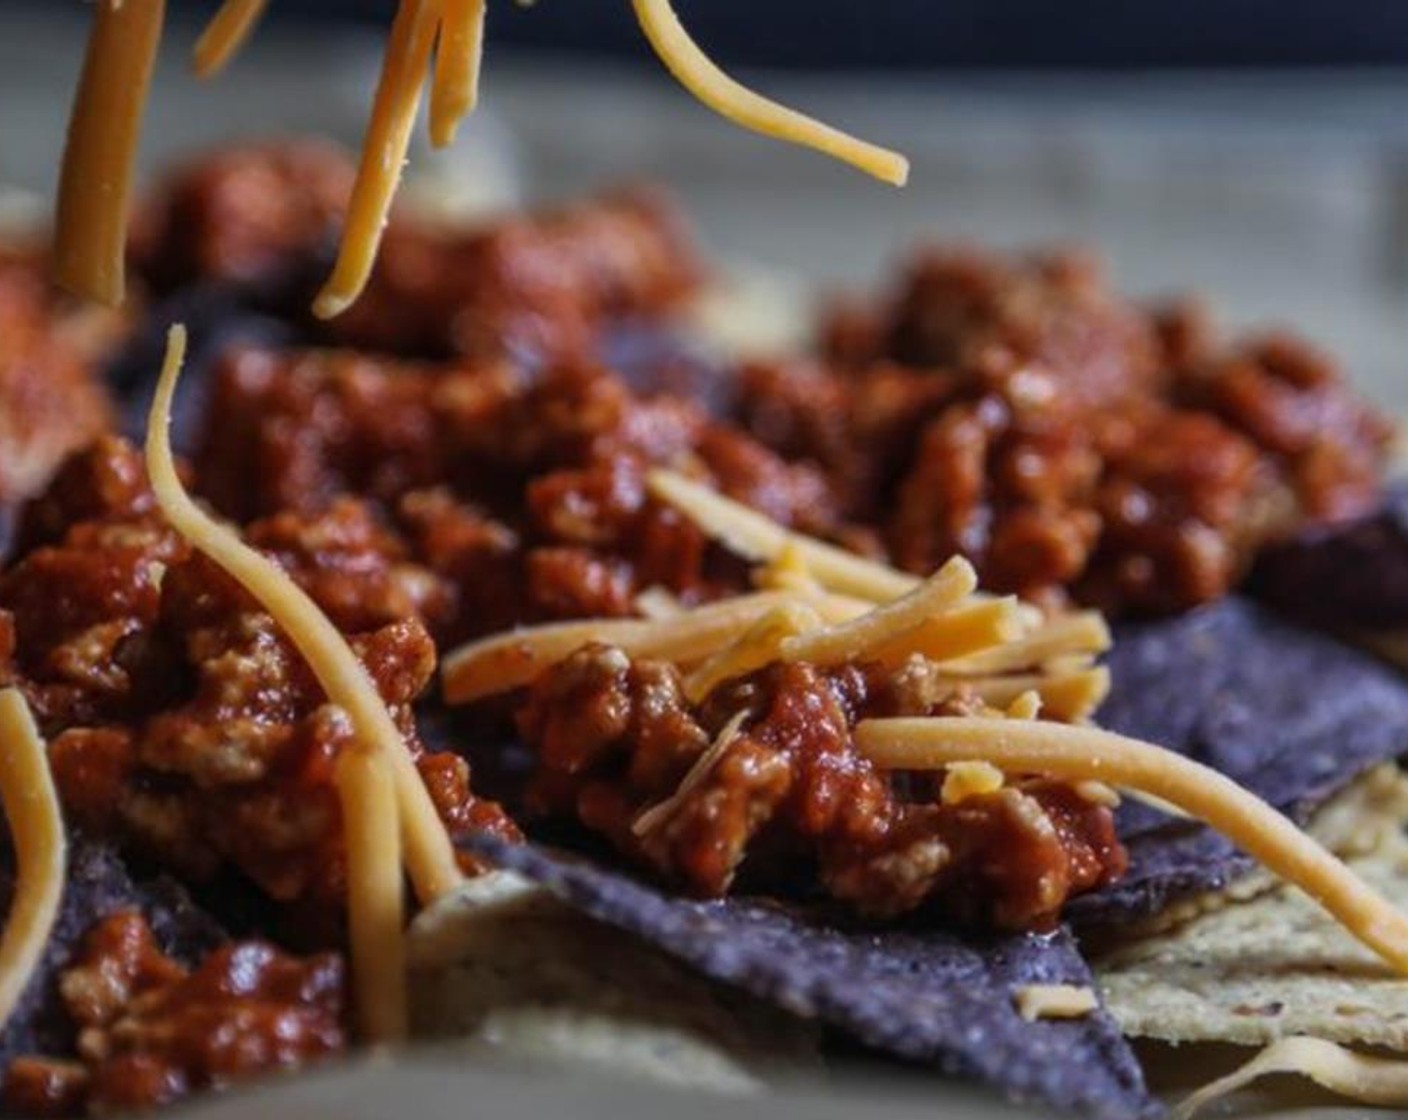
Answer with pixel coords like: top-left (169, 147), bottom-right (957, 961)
top-left (0, 688), bottom-right (65, 1032)
top-left (631, 0), bottom-right (909, 186)
top-left (192, 0), bottom-right (271, 77)
top-left (335, 735), bottom-right (408, 1044)
top-left (441, 589), bottom-right (830, 705)
top-left (647, 469), bottom-right (919, 602)
top-left (314, 0), bottom-right (442, 319)
top-left (145, 326), bottom-right (461, 906)
top-left (430, 0), bottom-right (487, 147)
top-left (54, 0), bottom-right (166, 306)
top-left (778, 556), bottom-right (976, 666)
top-left (855, 717), bottom-right (1408, 975)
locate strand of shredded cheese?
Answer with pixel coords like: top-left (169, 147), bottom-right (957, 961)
top-left (430, 0), bottom-right (487, 147)
top-left (0, 689), bottom-right (64, 1031)
top-left (866, 597), bottom-right (1024, 670)
top-left (54, 0), bottom-right (166, 306)
top-left (1172, 1037), bottom-right (1408, 1119)
top-left (684, 602), bottom-right (823, 703)
top-left (953, 666), bottom-right (1111, 723)
top-left (631, 0), bottom-right (909, 186)
top-left (779, 557), bottom-right (976, 665)
top-left (442, 590), bottom-right (825, 705)
top-left (647, 470), bottom-right (919, 602)
top-left (192, 0), bottom-right (270, 77)
top-left (940, 611), bottom-right (1110, 675)
top-left (335, 734), bottom-right (408, 1044)
top-left (145, 326), bottom-right (461, 905)
top-left (1013, 984), bottom-right (1099, 1023)
top-left (632, 709), bottom-right (751, 837)
top-left (855, 717), bottom-right (1408, 975)
top-left (314, 0), bottom-right (442, 319)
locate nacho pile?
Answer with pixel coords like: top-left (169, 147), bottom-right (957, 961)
top-left (0, 141), bottom-right (1407, 1120)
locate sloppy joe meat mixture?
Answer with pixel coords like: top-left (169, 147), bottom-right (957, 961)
top-left (0, 142), bottom-right (1393, 1114)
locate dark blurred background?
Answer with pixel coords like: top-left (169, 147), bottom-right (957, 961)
top-left (270, 0), bottom-right (1408, 69)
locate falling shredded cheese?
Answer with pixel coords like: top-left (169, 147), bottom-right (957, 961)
top-left (313, 0), bottom-right (442, 320)
top-left (430, 0), bottom-right (488, 147)
top-left (0, 689), bottom-right (64, 1033)
top-left (1172, 1037), bottom-right (1408, 1120)
top-left (442, 590), bottom-right (819, 705)
top-left (647, 470), bottom-right (919, 602)
top-left (54, 0), bottom-right (165, 306)
top-left (632, 709), bottom-right (751, 837)
top-left (630, 0), bottom-right (909, 186)
top-left (855, 717), bottom-right (1408, 976)
top-left (1012, 984), bottom-right (1099, 1023)
top-left (335, 734), bottom-right (408, 1044)
top-left (192, 0), bottom-right (270, 77)
top-left (145, 326), bottom-right (461, 906)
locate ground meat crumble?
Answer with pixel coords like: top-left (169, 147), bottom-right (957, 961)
top-left (0, 438), bottom-right (518, 938)
top-left (732, 248), bottom-right (1391, 614)
top-left (519, 645), bottom-right (1125, 929)
top-left (2, 912), bottom-right (344, 1117)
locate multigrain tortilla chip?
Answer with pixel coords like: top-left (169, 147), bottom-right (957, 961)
top-left (406, 870), bottom-right (818, 1092)
top-left (1096, 829), bottom-right (1408, 1051)
top-left (0, 836), bottom-right (227, 1070)
top-left (461, 836), bottom-right (1160, 1120)
top-left (1086, 766), bottom-right (1408, 939)
top-left (1251, 486), bottom-right (1408, 631)
top-left (1071, 598), bottom-right (1408, 927)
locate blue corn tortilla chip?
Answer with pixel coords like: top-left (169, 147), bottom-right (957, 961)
top-left (463, 836), bottom-right (1161, 1120)
top-left (0, 835), bottom-right (227, 1071)
top-left (1070, 597), bottom-right (1408, 926)
top-left (1249, 487), bottom-right (1408, 630)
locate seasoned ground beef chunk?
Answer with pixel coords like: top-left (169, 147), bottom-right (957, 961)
top-left (194, 349), bottom-right (836, 641)
top-left (0, 252), bottom-right (116, 504)
top-left (130, 141), bottom-right (354, 293)
top-left (324, 187), bottom-right (703, 361)
top-left (3, 913), bottom-right (344, 1117)
top-left (732, 248), bottom-right (1392, 615)
top-left (0, 438), bottom-right (517, 929)
top-left (825, 248), bottom-right (1164, 410)
top-left (519, 646), bottom-right (1125, 928)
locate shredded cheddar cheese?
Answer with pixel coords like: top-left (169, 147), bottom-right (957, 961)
top-left (647, 469), bottom-right (918, 602)
top-left (442, 590), bottom-right (829, 705)
top-left (430, 0), bottom-right (488, 147)
top-left (865, 597), bottom-right (1023, 669)
top-left (940, 761), bottom-right (1005, 805)
top-left (0, 689), bottom-right (65, 1032)
top-left (632, 709), bottom-right (751, 837)
top-left (1012, 984), bottom-right (1099, 1023)
top-left (193, 0), bottom-right (270, 78)
top-left (335, 733), bottom-right (408, 1044)
top-left (941, 611), bottom-right (1110, 676)
top-left (855, 717), bottom-right (1408, 976)
top-left (314, 0), bottom-right (443, 319)
top-left (145, 326), bottom-right (461, 906)
top-left (631, 0), bottom-right (909, 186)
top-left (54, 0), bottom-right (165, 306)
top-left (778, 557), bottom-right (976, 665)
top-left (684, 601), bottom-right (824, 703)
top-left (1172, 1037), bottom-right (1408, 1119)
top-left (59, 2), bottom-right (909, 312)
